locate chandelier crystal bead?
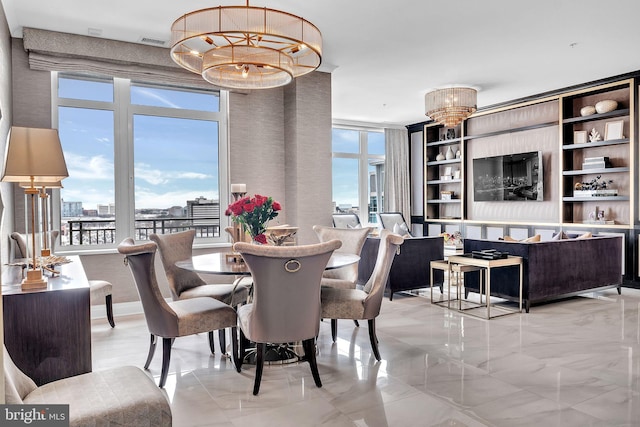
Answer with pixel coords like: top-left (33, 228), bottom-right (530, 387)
top-left (425, 87), bottom-right (477, 127)
top-left (170, 2), bottom-right (322, 90)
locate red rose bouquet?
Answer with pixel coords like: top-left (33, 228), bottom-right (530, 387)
top-left (225, 194), bottom-right (281, 244)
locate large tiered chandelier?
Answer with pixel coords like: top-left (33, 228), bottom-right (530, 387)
top-left (170, 1), bottom-right (322, 90)
top-left (425, 87), bottom-right (477, 127)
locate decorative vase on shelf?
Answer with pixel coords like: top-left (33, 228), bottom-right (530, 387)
top-left (580, 105), bottom-right (596, 116)
top-left (455, 149), bottom-right (461, 159)
top-left (595, 100), bottom-right (617, 114)
top-left (436, 152), bottom-right (445, 161)
top-left (445, 146), bottom-right (454, 160)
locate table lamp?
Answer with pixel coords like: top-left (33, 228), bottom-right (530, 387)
top-left (2, 127), bottom-right (69, 289)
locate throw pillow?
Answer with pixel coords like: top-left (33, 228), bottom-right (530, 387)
top-left (346, 223), bottom-right (362, 229)
top-left (523, 234), bottom-right (541, 243)
top-left (502, 235), bottom-right (518, 242)
top-left (576, 231), bottom-right (592, 239)
top-left (551, 231), bottom-right (568, 240)
top-left (392, 222), bottom-right (412, 238)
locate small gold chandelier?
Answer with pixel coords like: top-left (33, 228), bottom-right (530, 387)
top-left (425, 87), bottom-right (477, 127)
top-left (170, 1), bottom-right (322, 90)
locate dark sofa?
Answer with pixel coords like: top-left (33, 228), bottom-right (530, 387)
top-left (463, 235), bottom-right (623, 312)
top-left (358, 235), bottom-right (444, 300)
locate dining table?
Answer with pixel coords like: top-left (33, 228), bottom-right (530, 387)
top-left (175, 251), bottom-right (360, 364)
top-left (175, 252), bottom-right (360, 276)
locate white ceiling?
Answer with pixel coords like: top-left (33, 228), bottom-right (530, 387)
top-left (3, 0), bottom-right (640, 127)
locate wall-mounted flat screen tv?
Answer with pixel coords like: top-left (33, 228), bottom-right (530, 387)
top-left (473, 151), bottom-right (543, 201)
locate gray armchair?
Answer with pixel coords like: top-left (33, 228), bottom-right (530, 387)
top-left (233, 239), bottom-right (342, 395)
top-left (117, 238), bottom-right (239, 388)
top-left (4, 345), bottom-right (172, 426)
top-left (321, 230), bottom-right (404, 361)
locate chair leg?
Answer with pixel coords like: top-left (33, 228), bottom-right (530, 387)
top-left (230, 327), bottom-right (239, 371)
top-left (208, 332), bottom-right (215, 354)
top-left (159, 337), bottom-right (173, 388)
top-left (219, 329), bottom-right (227, 354)
top-left (144, 334), bottom-right (157, 370)
top-left (368, 319), bottom-right (381, 361)
top-left (105, 294), bottom-right (115, 327)
top-left (389, 292), bottom-right (394, 301)
top-left (303, 338), bottom-right (322, 388)
top-left (353, 320), bottom-right (360, 327)
top-left (253, 342), bottom-right (265, 395)
top-left (331, 319), bottom-right (337, 342)
top-left (237, 329), bottom-right (247, 372)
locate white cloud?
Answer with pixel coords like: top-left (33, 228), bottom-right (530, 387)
top-left (64, 152), bottom-right (113, 180)
top-left (134, 162), bottom-right (212, 185)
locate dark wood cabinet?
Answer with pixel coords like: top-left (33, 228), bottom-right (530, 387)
top-left (2, 256), bottom-right (92, 385)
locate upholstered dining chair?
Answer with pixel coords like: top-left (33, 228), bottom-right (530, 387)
top-left (11, 231), bottom-right (115, 327)
top-left (233, 239), bottom-right (342, 395)
top-left (117, 238), bottom-right (239, 388)
top-left (150, 230), bottom-right (250, 355)
top-left (378, 212), bottom-right (413, 237)
top-left (332, 213), bottom-right (362, 229)
top-left (3, 345), bottom-right (172, 426)
top-left (321, 230), bottom-right (404, 361)
top-left (313, 225), bottom-right (372, 288)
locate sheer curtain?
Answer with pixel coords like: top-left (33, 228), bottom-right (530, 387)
top-left (383, 128), bottom-right (411, 224)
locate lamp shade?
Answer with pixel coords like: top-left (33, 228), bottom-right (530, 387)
top-left (19, 181), bottom-right (64, 189)
top-left (2, 127), bottom-right (69, 183)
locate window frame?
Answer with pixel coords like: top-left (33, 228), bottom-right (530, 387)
top-left (51, 72), bottom-right (229, 252)
top-left (331, 123), bottom-right (385, 224)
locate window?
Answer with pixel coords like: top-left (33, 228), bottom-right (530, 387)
top-left (332, 127), bottom-right (385, 224)
top-left (53, 73), bottom-right (228, 249)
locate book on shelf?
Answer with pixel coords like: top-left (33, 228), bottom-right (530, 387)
top-left (584, 156), bottom-right (609, 163)
top-left (582, 162), bottom-right (609, 170)
top-left (573, 189), bottom-right (618, 197)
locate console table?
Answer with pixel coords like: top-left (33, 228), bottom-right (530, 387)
top-left (2, 256), bottom-right (92, 385)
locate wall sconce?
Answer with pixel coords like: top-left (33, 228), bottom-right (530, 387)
top-left (2, 127), bottom-right (69, 289)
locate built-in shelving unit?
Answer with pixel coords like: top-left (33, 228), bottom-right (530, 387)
top-left (559, 79), bottom-right (634, 228)
top-left (424, 123), bottom-right (464, 221)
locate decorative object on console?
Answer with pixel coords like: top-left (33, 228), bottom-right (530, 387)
top-left (436, 151), bottom-right (445, 161)
top-left (425, 87), bottom-right (477, 127)
top-left (595, 99), bottom-right (618, 114)
top-left (225, 194), bottom-right (282, 244)
top-left (580, 105), bottom-right (596, 116)
top-left (1, 127), bottom-right (69, 290)
top-left (588, 128), bottom-right (601, 142)
top-left (455, 148), bottom-right (461, 159)
top-left (440, 231), bottom-right (463, 249)
top-left (170, 1), bottom-right (322, 90)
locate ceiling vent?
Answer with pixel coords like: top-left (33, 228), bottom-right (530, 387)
top-left (139, 37), bottom-right (168, 47)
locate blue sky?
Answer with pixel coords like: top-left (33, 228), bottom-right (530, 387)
top-left (58, 79), bottom-right (220, 212)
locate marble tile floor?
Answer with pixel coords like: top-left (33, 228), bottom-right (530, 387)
top-left (91, 288), bottom-right (640, 427)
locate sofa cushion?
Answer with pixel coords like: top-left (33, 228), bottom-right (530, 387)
top-left (552, 231), bottom-right (569, 240)
top-left (523, 234), bottom-right (541, 242)
top-left (576, 231), bottom-right (593, 239)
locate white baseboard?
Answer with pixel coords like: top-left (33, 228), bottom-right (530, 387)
top-left (90, 300), bottom-right (143, 320)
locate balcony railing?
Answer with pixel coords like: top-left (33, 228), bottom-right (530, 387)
top-left (61, 217), bottom-right (221, 246)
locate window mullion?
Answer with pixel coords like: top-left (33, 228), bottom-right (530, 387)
top-left (113, 78), bottom-right (133, 243)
